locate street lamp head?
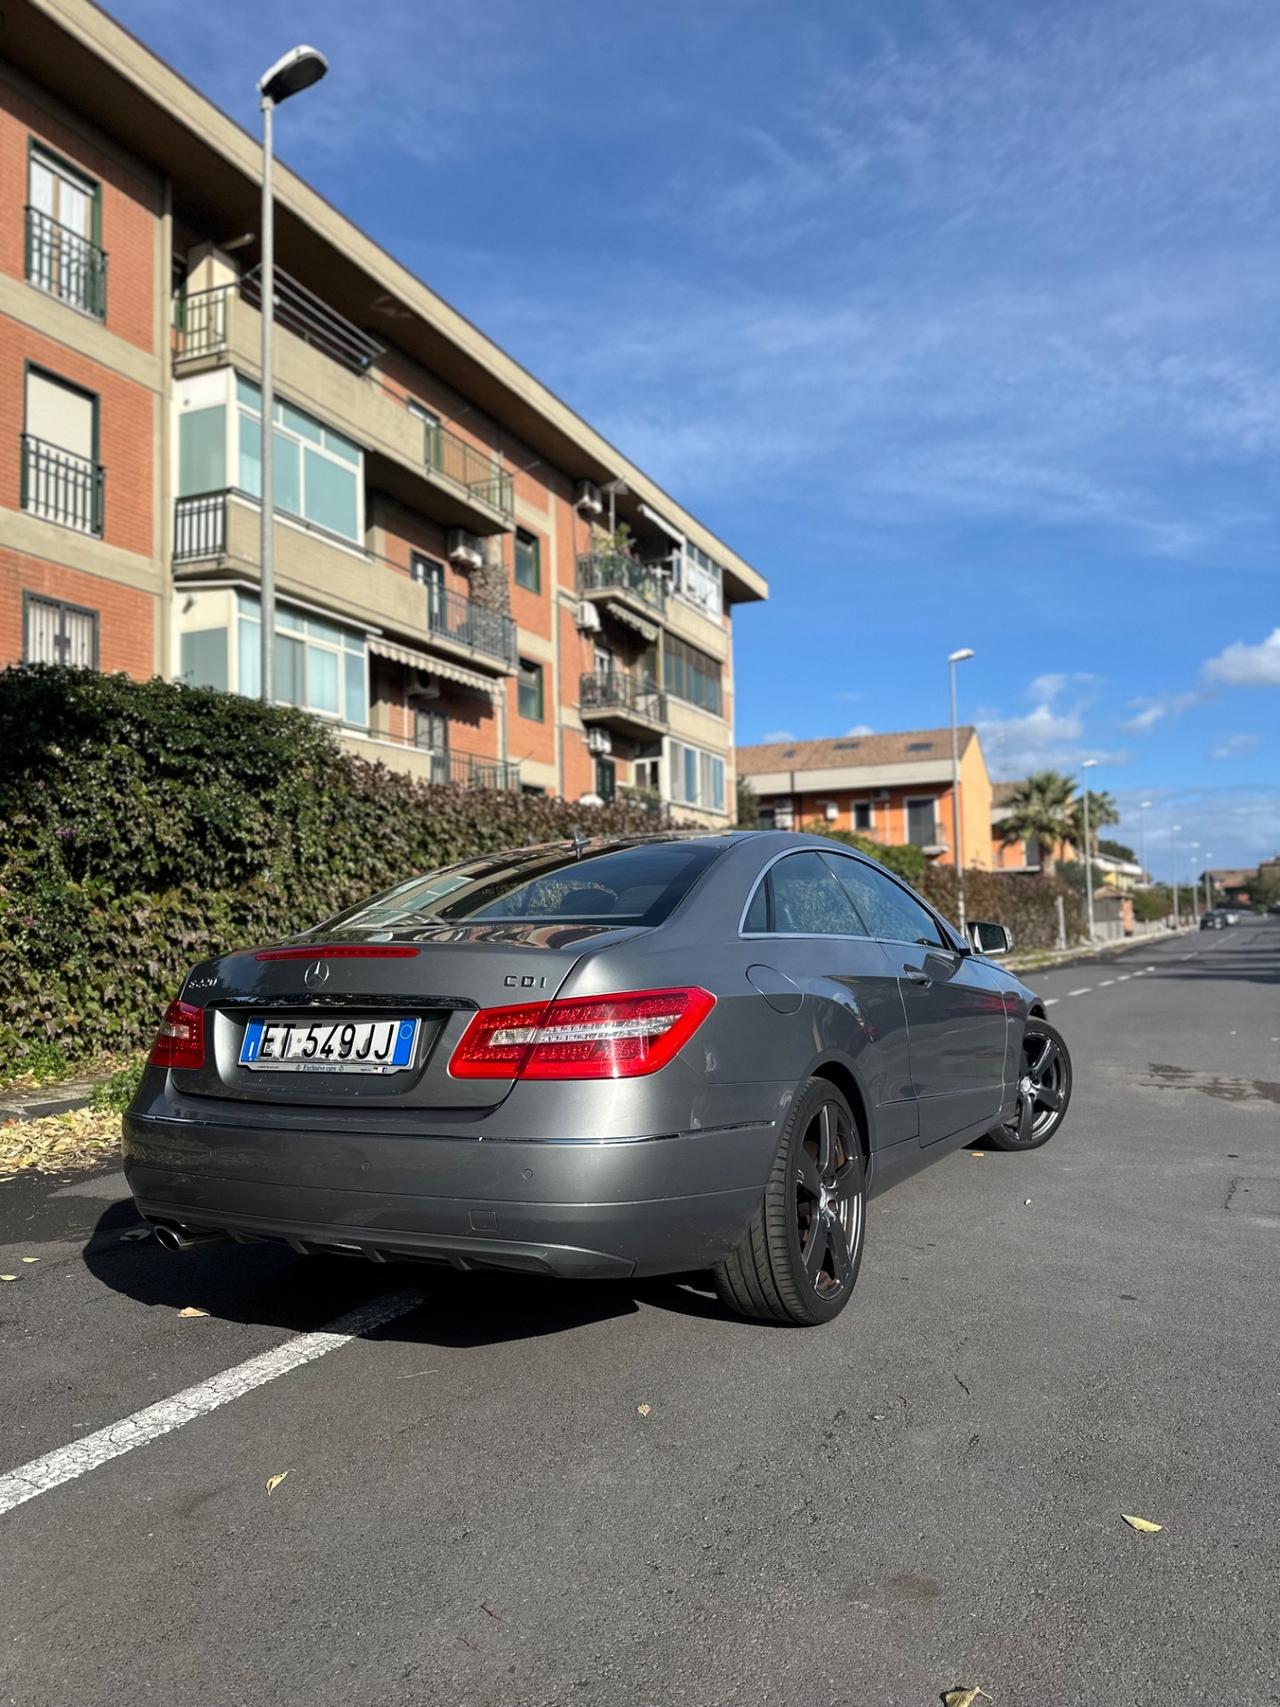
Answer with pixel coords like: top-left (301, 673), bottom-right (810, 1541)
top-left (948, 648), bottom-right (975, 664)
top-left (259, 45), bottom-right (328, 105)
top-left (1140, 800), bottom-right (1152, 810)
top-left (1081, 757), bottom-right (1099, 771)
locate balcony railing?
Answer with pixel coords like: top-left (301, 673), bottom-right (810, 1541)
top-left (413, 745), bottom-right (521, 791)
top-left (174, 491), bottom-right (228, 561)
top-left (426, 582), bottom-right (516, 668)
top-left (25, 206), bottom-right (107, 319)
top-left (172, 267), bottom-right (384, 373)
top-left (424, 422), bottom-right (514, 521)
top-left (20, 434), bottom-right (104, 536)
top-left (577, 552), bottom-right (667, 613)
top-left (579, 671), bottom-right (667, 724)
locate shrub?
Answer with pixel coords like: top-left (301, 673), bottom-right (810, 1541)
top-left (0, 666), bottom-right (659, 1071)
top-left (801, 825), bottom-right (927, 884)
top-left (920, 866), bottom-right (1084, 951)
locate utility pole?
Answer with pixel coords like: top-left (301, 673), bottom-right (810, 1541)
top-left (948, 648), bottom-right (974, 934)
top-left (1081, 758), bottom-right (1099, 940)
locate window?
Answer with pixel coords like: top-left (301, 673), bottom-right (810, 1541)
top-left (634, 756), bottom-right (661, 794)
top-left (826, 854), bottom-right (945, 947)
top-left (663, 637), bottom-right (723, 715)
top-left (760, 851), bottom-right (868, 936)
top-left (330, 840), bottom-right (727, 931)
top-left (234, 594), bottom-right (367, 725)
top-left (23, 593), bottom-right (98, 667)
top-left (517, 658), bottom-right (545, 721)
top-left (179, 628), bottom-right (228, 690)
top-left (668, 739), bottom-right (725, 812)
top-left (22, 368), bottom-right (100, 534)
top-left (178, 406), bottom-right (227, 496)
top-left (906, 797), bottom-right (938, 847)
top-left (515, 529), bottom-right (541, 593)
top-left (27, 146), bottom-right (104, 317)
top-left (594, 756), bottom-right (616, 802)
top-left (236, 377), bottom-right (363, 542)
top-left (852, 801), bottom-right (873, 832)
top-left (673, 543), bottom-right (724, 618)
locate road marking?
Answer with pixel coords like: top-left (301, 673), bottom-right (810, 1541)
top-left (1043, 997), bottom-right (1059, 1006)
top-left (1068, 987), bottom-right (1092, 997)
top-left (0, 1289), bottom-right (423, 1518)
top-left (1117, 974), bottom-right (1132, 981)
top-left (1099, 979), bottom-right (1114, 987)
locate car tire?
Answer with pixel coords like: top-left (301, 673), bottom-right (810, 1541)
top-left (985, 1015), bottom-right (1073, 1152)
top-left (714, 1077), bottom-right (866, 1327)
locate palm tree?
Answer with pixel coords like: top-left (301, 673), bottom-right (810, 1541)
top-left (1069, 790), bottom-right (1120, 856)
top-left (999, 770), bottom-right (1078, 876)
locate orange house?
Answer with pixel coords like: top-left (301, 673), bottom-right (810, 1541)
top-left (989, 782), bottom-right (1077, 873)
top-left (736, 726), bottom-right (994, 869)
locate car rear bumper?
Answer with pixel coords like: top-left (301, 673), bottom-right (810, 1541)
top-left (122, 1110), bottom-right (778, 1280)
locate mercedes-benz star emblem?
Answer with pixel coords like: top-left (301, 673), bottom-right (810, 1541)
top-left (303, 959), bottom-right (330, 988)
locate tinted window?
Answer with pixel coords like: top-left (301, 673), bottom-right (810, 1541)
top-left (826, 855), bottom-right (945, 947)
top-left (331, 841), bottom-right (724, 930)
top-left (767, 852), bottom-right (868, 936)
top-left (743, 878), bottom-right (770, 933)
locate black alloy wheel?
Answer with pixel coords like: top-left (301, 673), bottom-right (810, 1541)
top-left (987, 1016), bottom-right (1073, 1151)
top-left (715, 1078), bottom-right (866, 1326)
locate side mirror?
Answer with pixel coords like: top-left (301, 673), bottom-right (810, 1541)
top-left (968, 920), bottom-right (1013, 957)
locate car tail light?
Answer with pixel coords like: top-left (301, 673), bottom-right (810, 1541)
top-left (147, 999), bottom-right (206, 1070)
top-left (255, 945), bottom-right (419, 961)
top-left (449, 986), bottom-right (716, 1081)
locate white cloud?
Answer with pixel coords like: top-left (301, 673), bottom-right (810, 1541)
top-left (844, 724), bottom-right (875, 737)
top-left (1203, 628), bottom-right (1280, 687)
top-left (1119, 690), bottom-right (1206, 734)
top-left (757, 729), bottom-right (796, 744)
top-left (1209, 733), bottom-right (1260, 761)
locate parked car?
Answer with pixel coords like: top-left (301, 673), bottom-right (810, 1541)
top-left (1201, 910), bottom-right (1225, 930)
top-left (124, 832), bottom-right (1072, 1327)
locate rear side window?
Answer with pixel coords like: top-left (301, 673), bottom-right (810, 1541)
top-left (331, 840), bottom-right (725, 930)
top-left (827, 854), bottom-right (946, 947)
top-left (757, 851), bottom-right (868, 937)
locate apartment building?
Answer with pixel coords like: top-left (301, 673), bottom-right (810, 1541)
top-left (0, 0), bottom-right (766, 824)
top-left (736, 727), bottom-right (994, 868)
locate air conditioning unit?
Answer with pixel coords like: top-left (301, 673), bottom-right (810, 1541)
top-left (871, 788), bottom-right (891, 802)
top-left (446, 528), bottom-right (483, 570)
top-left (823, 802), bottom-right (839, 822)
top-left (574, 479), bottom-right (604, 516)
top-left (774, 804), bottom-right (796, 830)
top-left (575, 600), bottom-right (602, 632)
top-left (406, 672), bottom-right (440, 701)
top-left (586, 727), bottom-right (612, 756)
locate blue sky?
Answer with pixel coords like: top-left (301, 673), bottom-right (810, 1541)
top-left (116, 0), bottom-right (1280, 875)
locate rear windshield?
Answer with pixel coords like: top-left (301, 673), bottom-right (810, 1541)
top-left (330, 841), bottom-right (725, 930)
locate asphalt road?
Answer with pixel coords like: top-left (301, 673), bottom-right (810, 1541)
top-left (2, 921), bottom-right (1278, 1707)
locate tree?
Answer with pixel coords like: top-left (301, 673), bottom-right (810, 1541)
top-left (998, 771), bottom-right (1077, 876)
top-left (1069, 790), bottom-right (1120, 854)
top-left (1098, 837), bottom-right (1136, 862)
top-left (734, 774), bottom-right (760, 829)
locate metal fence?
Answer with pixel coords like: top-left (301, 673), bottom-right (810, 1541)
top-left (425, 423), bottom-right (514, 520)
top-left (425, 582), bottom-right (516, 667)
top-left (579, 670), bottom-right (668, 723)
top-left (576, 552), bottom-right (668, 612)
top-left (173, 491), bottom-right (228, 561)
top-left (20, 434), bottom-right (104, 535)
top-left (25, 206), bottom-right (107, 319)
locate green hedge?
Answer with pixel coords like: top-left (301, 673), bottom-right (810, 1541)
top-left (0, 667), bottom-right (658, 1075)
top-left (920, 866), bottom-right (1084, 953)
top-left (0, 667), bottom-right (1084, 1077)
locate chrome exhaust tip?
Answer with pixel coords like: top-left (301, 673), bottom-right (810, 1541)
top-left (151, 1221), bottom-right (227, 1252)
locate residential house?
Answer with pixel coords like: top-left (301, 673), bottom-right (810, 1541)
top-left (1, 0), bottom-right (766, 824)
top-left (736, 727), bottom-right (993, 867)
top-left (989, 781), bottom-right (1077, 873)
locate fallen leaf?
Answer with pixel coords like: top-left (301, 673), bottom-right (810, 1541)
top-left (0, 1274), bottom-right (17, 1282)
top-left (1122, 1513), bottom-right (1163, 1533)
top-left (637, 1403), bottom-right (652, 1417)
top-left (943, 1689), bottom-right (993, 1707)
top-left (177, 1305), bottom-right (209, 1318)
top-left (121, 1227), bottom-right (153, 1242)
top-left (21, 1256), bottom-right (40, 1263)
top-left (1024, 1199), bottom-right (1032, 1206)
top-left (970, 1151), bottom-right (984, 1158)
top-left (265, 1471), bottom-right (290, 1495)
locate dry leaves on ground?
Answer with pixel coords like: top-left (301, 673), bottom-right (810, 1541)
top-left (265, 1472), bottom-right (291, 1495)
top-left (0, 1108), bottom-right (121, 1180)
top-left (1122, 1513), bottom-right (1164, 1533)
top-left (637, 1403), bottom-right (652, 1417)
top-left (177, 1306), bottom-right (209, 1318)
top-left (943, 1689), bottom-right (992, 1707)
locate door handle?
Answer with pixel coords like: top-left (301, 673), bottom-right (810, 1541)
top-left (905, 968), bottom-right (932, 987)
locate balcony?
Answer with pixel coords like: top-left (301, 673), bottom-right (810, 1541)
top-left (25, 207), bottom-right (107, 319)
top-left (343, 730), bottom-right (520, 791)
top-left (172, 275), bottom-right (514, 531)
top-left (174, 491), bottom-right (514, 674)
top-left (577, 552), bottom-right (668, 628)
top-left (579, 670), bottom-right (667, 737)
top-left (20, 434), bottom-right (104, 536)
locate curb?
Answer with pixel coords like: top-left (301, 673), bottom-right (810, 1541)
top-left (0, 1079), bottom-right (103, 1126)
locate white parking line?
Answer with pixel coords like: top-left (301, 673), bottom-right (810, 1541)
top-left (1099, 979), bottom-right (1114, 987)
top-left (0, 1289), bottom-right (423, 1518)
top-left (1068, 987), bottom-right (1092, 997)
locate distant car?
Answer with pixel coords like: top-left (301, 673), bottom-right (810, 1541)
top-left (1200, 910), bottom-right (1225, 930)
top-left (1218, 907), bottom-right (1241, 925)
top-left (124, 832), bottom-right (1072, 1327)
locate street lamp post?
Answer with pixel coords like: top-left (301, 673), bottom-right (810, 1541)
top-left (1188, 843), bottom-right (1200, 921)
top-left (1138, 799), bottom-right (1152, 882)
top-left (948, 648), bottom-right (975, 935)
top-left (1170, 824), bottom-right (1182, 927)
top-left (1080, 758), bottom-right (1099, 940)
top-left (257, 45), bottom-right (328, 705)
top-left (1203, 858), bottom-right (1213, 917)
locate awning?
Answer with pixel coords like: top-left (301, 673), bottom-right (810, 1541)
top-left (604, 600), bottom-right (659, 643)
top-left (367, 637), bottom-right (495, 698)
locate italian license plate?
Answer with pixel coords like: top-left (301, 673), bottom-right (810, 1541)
top-left (239, 1016), bottom-right (419, 1074)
